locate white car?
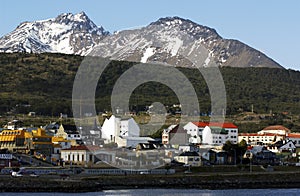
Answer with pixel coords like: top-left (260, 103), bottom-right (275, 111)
top-left (11, 171), bottom-right (23, 177)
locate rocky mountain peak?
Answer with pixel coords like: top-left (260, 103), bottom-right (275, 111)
top-left (0, 13), bottom-right (282, 68)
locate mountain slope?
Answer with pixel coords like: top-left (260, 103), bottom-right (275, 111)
top-left (0, 53), bottom-right (299, 117)
top-left (0, 12), bottom-right (108, 55)
top-left (91, 17), bottom-right (282, 68)
top-left (0, 14), bottom-right (282, 68)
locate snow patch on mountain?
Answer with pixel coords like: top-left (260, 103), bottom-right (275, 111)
top-left (141, 47), bottom-right (156, 63)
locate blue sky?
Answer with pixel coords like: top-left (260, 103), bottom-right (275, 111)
top-left (1, 0), bottom-right (300, 70)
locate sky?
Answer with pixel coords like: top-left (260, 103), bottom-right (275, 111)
top-left (1, 0), bottom-right (300, 70)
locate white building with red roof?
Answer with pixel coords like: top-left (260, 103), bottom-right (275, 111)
top-left (183, 122), bottom-right (238, 145)
top-left (238, 125), bottom-right (290, 146)
top-left (286, 133), bottom-right (300, 147)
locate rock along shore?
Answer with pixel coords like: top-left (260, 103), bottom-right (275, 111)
top-left (1, 172), bottom-right (300, 192)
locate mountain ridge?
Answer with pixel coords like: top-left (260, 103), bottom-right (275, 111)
top-left (0, 13), bottom-right (282, 69)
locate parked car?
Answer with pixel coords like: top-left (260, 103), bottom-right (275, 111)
top-left (139, 171), bottom-right (150, 174)
top-left (11, 171), bottom-right (23, 177)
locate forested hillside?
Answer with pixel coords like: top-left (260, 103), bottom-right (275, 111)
top-left (0, 53), bottom-right (299, 117)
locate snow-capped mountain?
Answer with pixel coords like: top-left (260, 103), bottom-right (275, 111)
top-left (0, 12), bottom-right (108, 55)
top-left (0, 13), bottom-right (282, 68)
top-left (90, 17), bottom-right (282, 68)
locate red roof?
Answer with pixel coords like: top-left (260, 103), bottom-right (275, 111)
top-left (287, 133), bottom-right (300, 139)
top-left (192, 122), bottom-right (237, 129)
top-left (263, 125), bottom-right (290, 131)
top-left (62, 145), bottom-right (100, 151)
top-left (239, 133), bottom-right (283, 137)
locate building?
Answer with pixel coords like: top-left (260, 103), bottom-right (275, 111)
top-left (162, 124), bottom-right (188, 145)
top-left (174, 151), bottom-right (201, 167)
top-left (115, 136), bottom-right (155, 148)
top-left (0, 129), bottom-right (31, 153)
top-left (60, 145), bottom-right (100, 166)
top-left (4, 120), bottom-right (23, 130)
top-left (267, 140), bottom-right (296, 153)
top-left (238, 125), bottom-right (290, 146)
top-left (286, 133), bottom-right (300, 147)
top-left (244, 146), bottom-right (278, 165)
top-left (238, 132), bottom-right (285, 146)
top-left (55, 124), bottom-right (82, 145)
top-left (31, 128), bottom-right (53, 157)
top-left (101, 115), bottom-right (140, 144)
top-left (183, 122), bottom-right (238, 145)
top-left (258, 125), bottom-right (291, 135)
top-left (101, 115), bottom-right (153, 147)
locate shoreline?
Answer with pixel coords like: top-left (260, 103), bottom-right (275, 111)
top-left (1, 171), bottom-right (300, 192)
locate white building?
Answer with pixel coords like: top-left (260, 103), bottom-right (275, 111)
top-left (101, 115), bottom-right (121, 143)
top-left (184, 122), bottom-right (238, 145)
top-left (101, 115), bottom-right (141, 144)
top-left (238, 125), bottom-right (291, 146)
top-left (60, 145), bottom-right (100, 166)
top-left (115, 136), bottom-right (155, 148)
top-left (258, 125), bottom-right (291, 135)
top-left (174, 151), bottom-right (201, 167)
top-left (120, 118), bottom-right (140, 137)
top-left (286, 133), bottom-right (300, 147)
top-left (101, 115), bottom-right (153, 147)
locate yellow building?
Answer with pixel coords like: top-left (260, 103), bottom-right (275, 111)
top-left (31, 128), bottom-right (53, 156)
top-left (0, 129), bottom-right (31, 153)
top-left (0, 127), bottom-right (54, 156)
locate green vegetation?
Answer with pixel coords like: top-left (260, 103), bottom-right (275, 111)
top-left (0, 52), bottom-right (300, 132)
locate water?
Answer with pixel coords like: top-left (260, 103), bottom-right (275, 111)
top-left (1, 189), bottom-right (300, 196)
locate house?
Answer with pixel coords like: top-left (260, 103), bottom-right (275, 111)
top-left (207, 149), bottom-right (228, 165)
top-left (135, 143), bottom-right (163, 167)
top-left (5, 120), bottom-right (23, 130)
top-left (178, 144), bottom-right (199, 153)
top-left (184, 122), bottom-right (238, 145)
top-left (162, 124), bottom-right (188, 145)
top-left (286, 133), bottom-right (300, 147)
top-left (174, 151), bottom-right (201, 167)
top-left (268, 140), bottom-right (296, 153)
top-left (60, 145), bottom-right (100, 166)
top-left (244, 146), bottom-right (278, 165)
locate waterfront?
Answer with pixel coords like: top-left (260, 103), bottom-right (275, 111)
top-left (1, 189), bottom-right (300, 196)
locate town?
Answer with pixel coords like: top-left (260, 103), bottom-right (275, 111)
top-left (1, 110), bottom-right (300, 177)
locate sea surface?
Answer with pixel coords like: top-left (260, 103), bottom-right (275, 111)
top-left (1, 189), bottom-right (300, 196)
